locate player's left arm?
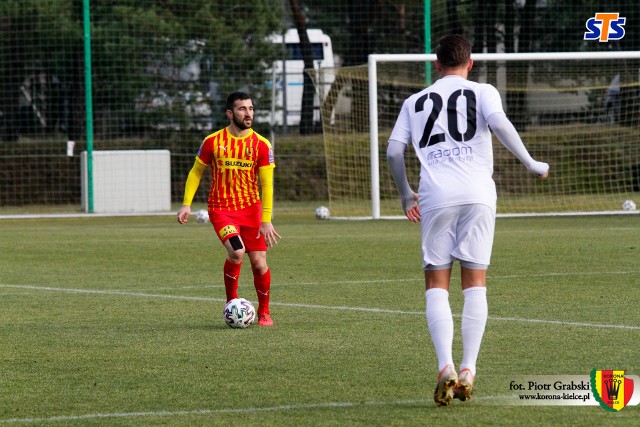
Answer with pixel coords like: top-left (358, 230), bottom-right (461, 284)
top-left (480, 84), bottom-right (548, 179)
top-left (258, 165), bottom-right (281, 247)
top-left (487, 112), bottom-right (549, 179)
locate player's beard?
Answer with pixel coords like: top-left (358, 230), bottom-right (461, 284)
top-left (232, 113), bottom-right (252, 130)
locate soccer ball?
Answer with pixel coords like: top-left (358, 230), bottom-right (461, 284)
top-left (223, 298), bottom-right (255, 329)
top-left (622, 199), bottom-right (636, 211)
top-left (195, 209), bottom-right (209, 223)
top-left (315, 205), bottom-right (330, 220)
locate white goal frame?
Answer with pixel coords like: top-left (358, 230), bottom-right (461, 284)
top-left (368, 51), bottom-right (640, 219)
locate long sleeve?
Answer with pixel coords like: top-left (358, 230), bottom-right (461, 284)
top-left (487, 112), bottom-right (549, 176)
top-left (387, 139), bottom-right (416, 211)
top-left (182, 159), bottom-right (207, 206)
top-left (258, 166), bottom-right (274, 222)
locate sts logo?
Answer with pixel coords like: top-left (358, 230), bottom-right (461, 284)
top-left (584, 13), bottom-right (626, 42)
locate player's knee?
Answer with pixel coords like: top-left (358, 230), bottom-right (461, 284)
top-left (251, 261), bottom-right (268, 275)
top-left (249, 255), bottom-right (268, 275)
top-left (228, 251), bottom-right (243, 263)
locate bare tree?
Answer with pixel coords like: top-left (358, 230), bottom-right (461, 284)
top-left (289, 0), bottom-right (317, 134)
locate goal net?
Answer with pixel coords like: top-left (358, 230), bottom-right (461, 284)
top-left (312, 52), bottom-right (640, 218)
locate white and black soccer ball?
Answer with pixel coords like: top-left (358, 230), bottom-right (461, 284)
top-left (223, 298), bottom-right (255, 329)
top-left (315, 205), bottom-right (330, 220)
top-left (622, 199), bottom-right (636, 211)
top-left (195, 209), bottom-right (209, 223)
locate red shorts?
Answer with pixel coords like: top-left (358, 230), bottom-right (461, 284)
top-left (209, 203), bottom-right (267, 252)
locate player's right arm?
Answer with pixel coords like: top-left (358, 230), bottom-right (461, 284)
top-left (387, 138), bottom-right (420, 222)
top-left (387, 100), bottom-right (421, 222)
top-left (177, 158), bottom-right (207, 224)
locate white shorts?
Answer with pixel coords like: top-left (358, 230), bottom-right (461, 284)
top-left (420, 204), bottom-right (496, 270)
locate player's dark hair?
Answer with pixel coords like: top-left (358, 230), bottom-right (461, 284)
top-left (226, 91), bottom-right (252, 111)
top-left (435, 34), bottom-right (471, 68)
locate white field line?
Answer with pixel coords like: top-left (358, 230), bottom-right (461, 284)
top-left (0, 395), bottom-right (518, 424)
top-left (1, 284), bottom-right (639, 330)
top-left (130, 270), bottom-right (639, 292)
top-left (0, 279), bottom-right (635, 424)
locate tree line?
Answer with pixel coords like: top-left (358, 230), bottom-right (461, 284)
top-left (1, 0), bottom-right (638, 142)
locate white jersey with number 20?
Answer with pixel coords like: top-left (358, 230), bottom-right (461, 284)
top-left (389, 75), bottom-right (505, 212)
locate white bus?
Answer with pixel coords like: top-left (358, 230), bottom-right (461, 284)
top-left (257, 28), bottom-right (335, 127)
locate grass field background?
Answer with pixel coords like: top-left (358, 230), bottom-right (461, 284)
top-left (1, 208), bottom-right (639, 425)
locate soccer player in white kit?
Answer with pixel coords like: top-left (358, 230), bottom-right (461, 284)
top-left (387, 35), bottom-right (549, 407)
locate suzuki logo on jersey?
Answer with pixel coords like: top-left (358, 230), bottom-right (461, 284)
top-left (584, 13), bottom-right (626, 42)
top-left (216, 158), bottom-right (254, 170)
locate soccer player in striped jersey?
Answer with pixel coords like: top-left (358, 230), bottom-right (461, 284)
top-left (387, 35), bottom-right (549, 406)
top-left (177, 92), bottom-right (281, 326)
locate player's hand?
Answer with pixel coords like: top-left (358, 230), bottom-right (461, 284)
top-left (529, 161), bottom-right (549, 179)
top-left (537, 162), bottom-right (549, 180)
top-left (258, 222), bottom-right (281, 247)
top-left (177, 205), bottom-right (191, 224)
top-left (405, 193), bottom-right (420, 223)
top-left (537, 163), bottom-right (549, 180)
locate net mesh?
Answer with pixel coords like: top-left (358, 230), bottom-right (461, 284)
top-left (314, 56), bottom-right (640, 216)
top-left (2, 2), bottom-right (639, 214)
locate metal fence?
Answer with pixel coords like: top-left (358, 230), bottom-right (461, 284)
top-left (1, 1), bottom-right (637, 212)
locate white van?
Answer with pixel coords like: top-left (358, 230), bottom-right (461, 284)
top-left (257, 28), bottom-right (335, 127)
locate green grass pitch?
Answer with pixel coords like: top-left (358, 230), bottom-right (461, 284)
top-left (0, 210), bottom-right (638, 425)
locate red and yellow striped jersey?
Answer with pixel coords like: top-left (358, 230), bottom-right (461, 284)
top-left (196, 127), bottom-right (275, 211)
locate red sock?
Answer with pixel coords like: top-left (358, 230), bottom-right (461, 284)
top-left (254, 268), bottom-right (271, 315)
top-left (223, 260), bottom-right (241, 302)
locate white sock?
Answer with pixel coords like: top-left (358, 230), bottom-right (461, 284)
top-left (425, 288), bottom-right (454, 372)
top-left (460, 287), bottom-right (488, 376)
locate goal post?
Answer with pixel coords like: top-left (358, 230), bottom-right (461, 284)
top-left (314, 51), bottom-right (640, 219)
